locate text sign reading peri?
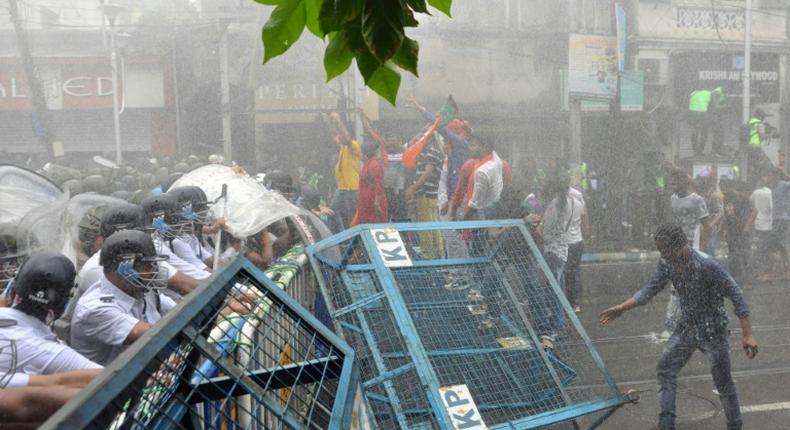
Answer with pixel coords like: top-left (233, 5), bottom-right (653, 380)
top-left (370, 228), bottom-right (413, 268)
top-left (439, 384), bottom-right (488, 430)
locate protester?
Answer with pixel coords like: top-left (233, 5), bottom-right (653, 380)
top-left (664, 169), bottom-right (709, 339)
top-left (564, 185), bottom-right (588, 313)
top-left (327, 112), bottom-right (361, 228)
top-left (600, 223), bottom-right (757, 430)
top-left (765, 167), bottom-right (790, 279)
top-left (748, 175), bottom-right (773, 280)
top-left (720, 180), bottom-right (753, 283)
top-left (405, 131), bottom-right (445, 259)
top-left (356, 141), bottom-right (388, 224)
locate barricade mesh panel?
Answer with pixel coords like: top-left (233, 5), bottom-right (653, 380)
top-left (308, 221), bottom-right (625, 429)
top-left (41, 258), bottom-right (356, 430)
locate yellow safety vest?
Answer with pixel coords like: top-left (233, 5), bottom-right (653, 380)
top-left (749, 117), bottom-right (762, 146)
top-left (689, 90), bottom-right (711, 113)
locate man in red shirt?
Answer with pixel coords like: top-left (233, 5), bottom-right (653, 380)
top-left (356, 141), bottom-right (388, 224)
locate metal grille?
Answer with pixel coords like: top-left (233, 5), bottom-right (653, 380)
top-left (307, 220), bottom-right (627, 429)
top-left (41, 257), bottom-right (357, 430)
top-left (0, 338), bottom-right (16, 389)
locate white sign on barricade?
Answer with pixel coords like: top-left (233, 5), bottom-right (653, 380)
top-left (370, 228), bottom-right (412, 268)
top-left (439, 384), bottom-right (488, 430)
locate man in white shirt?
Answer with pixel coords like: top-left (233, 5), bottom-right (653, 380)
top-left (565, 187), bottom-right (587, 313)
top-left (0, 252), bottom-right (101, 375)
top-left (464, 135), bottom-right (504, 221)
top-left (71, 230), bottom-right (176, 366)
top-left (749, 179), bottom-right (773, 280)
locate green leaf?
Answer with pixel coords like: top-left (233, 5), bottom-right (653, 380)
top-left (255, 0), bottom-right (283, 5)
top-left (304, 0), bottom-right (322, 36)
top-left (392, 36), bottom-right (418, 77)
top-left (366, 61), bottom-right (401, 105)
top-left (402, 6), bottom-right (419, 27)
top-left (361, 0), bottom-right (405, 63)
top-left (262, 0), bottom-right (307, 63)
top-left (318, 0), bottom-right (340, 33)
top-left (354, 47), bottom-right (381, 83)
top-left (427, 0), bottom-right (451, 17)
top-left (336, 0), bottom-right (364, 24)
top-left (324, 31), bottom-right (354, 81)
top-left (405, 0), bottom-right (429, 14)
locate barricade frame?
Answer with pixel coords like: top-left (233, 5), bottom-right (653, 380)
top-left (40, 256), bottom-right (358, 430)
top-left (306, 219), bottom-right (630, 430)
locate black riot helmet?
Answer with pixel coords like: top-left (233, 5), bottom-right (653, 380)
top-left (82, 175), bottom-right (107, 194)
top-left (100, 203), bottom-right (144, 238)
top-left (12, 252), bottom-right (76, 322)
top-left (168, 186), bottom-right (211, 224)
top-left (100, 230), bottom-right (168, 291)
top-left (141, 193), bottom-right (191, 239)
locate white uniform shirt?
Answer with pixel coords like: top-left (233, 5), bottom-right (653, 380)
top-left (70, 275), bottom-right (176, 366)
top-left (172, 235), bottom-right (211, 272)
top-left (153, 236), bottom-right (210, 280)
top-left (750, 187), bottom-right (773, 232)
top-left (0, 307), bottom-right (101, 374)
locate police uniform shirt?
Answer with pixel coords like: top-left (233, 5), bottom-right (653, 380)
top-left (5, 373), bottom-right (30, 388)
top-left (0, 307), bottom-right (101, 375)
top-left (172, 235), bottom-right (211, 272)
top-left (70, 275), bottom-right (176, 366)
top-left (153, 235), bottom-right (210, 280)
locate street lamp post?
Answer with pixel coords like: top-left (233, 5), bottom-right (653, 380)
top-left (101, 3), bottom-right (125, 165)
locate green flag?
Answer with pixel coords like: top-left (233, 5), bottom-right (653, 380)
top-left (437, 95), bottom-right (458, 128)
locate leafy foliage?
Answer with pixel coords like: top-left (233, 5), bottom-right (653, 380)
top-left (257, 0), bottom-right (452, 105)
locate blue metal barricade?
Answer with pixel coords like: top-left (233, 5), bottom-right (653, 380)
top-left (40, 257), bottom-right (358, 430)
top-left (306, 220), bottom-right (630, 429)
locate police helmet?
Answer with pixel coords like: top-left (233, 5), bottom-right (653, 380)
top-left (168, 186), bottom-right (211, 224)
top-left (141, 193), bottom-right (191, 239)
top-left (161, 173), bottom-right (183, 193)
top-left (78, 204), bottom-right (110, 257)
top-left (100, 230), bottom-right (167, 291)
top-left (82, 175), bottom-right (107, 194)
top-left (100, 203), bottom-right (144, 238)
top-left (173, 162), bottom-right (190, 174)
top-left (13, 252), bottom-right (76, 319)
top-left (110, 190), bottom-right (133, 201)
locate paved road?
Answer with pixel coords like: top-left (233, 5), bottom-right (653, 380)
top-left (567, 261), bottom-right (790, 429)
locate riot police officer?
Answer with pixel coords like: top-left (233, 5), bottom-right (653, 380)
top-left (0, 252), bottom-right (101, 374)
top-left (70, 230), bottom-right (176, 366)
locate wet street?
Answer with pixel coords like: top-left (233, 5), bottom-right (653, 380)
top-left (578, 260), bottom-right (790, 429)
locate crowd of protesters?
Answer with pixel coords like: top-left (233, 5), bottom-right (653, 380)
top-left (0, 93), bottom-right (788, 427)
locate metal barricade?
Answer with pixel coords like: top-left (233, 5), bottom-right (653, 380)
top-left (41, 257), bottom-right (358, 430)
top-left (306, 220), bottom-right (630, 429)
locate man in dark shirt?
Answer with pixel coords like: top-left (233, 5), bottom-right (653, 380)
top-left (599, 223), bottom-right (758, 430)
top-left (405, 135), bottom-right (445, 259)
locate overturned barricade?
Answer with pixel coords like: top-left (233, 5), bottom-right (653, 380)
top-left (306, 220), bottom-right (631, 429)
top-left (41, 257), bottom-right (358, 430)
